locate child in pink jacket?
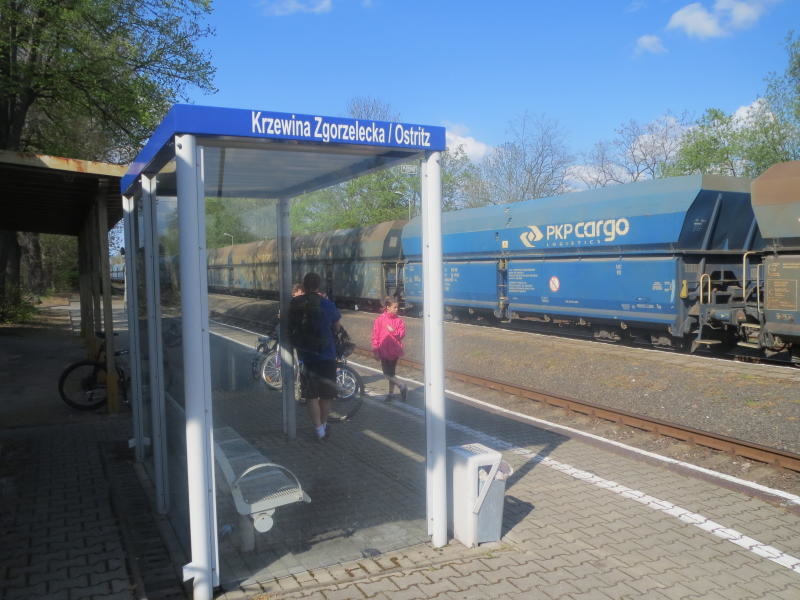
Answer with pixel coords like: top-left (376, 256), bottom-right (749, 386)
top-left (371, 296), bottom-right (408, 402)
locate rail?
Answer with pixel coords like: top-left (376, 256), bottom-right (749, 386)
top-left (351, 348), bottom-right (800, 473)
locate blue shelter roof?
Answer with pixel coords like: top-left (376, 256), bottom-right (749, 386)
top-left (121, 104), bottom-right (446, 194)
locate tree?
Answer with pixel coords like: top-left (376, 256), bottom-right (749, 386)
top-left (346, 97), bottom-right (399, 122)
top-left (576, 112), bottom-right (690, 188)
top-left (0, 0), bottom-right (215, 317)
top-left (664, 103), bottom-right (794, 178)
top-left (39, 235), bottom-right (79, 292)
top-left (478, 112), bottom-right (572, 204)
top-left (0, 0), bottom-right (215, 158)
top-left (439, 144), bottom-right (486, 211)
top-left (764, 31), bottom-right (800, 160)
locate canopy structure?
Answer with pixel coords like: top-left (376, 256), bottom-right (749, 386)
top-left (1, 150), bottom-right (126, 360)
top-left (121, 104), bottom-right (446, 599)
top-left (2, 150), bottom-right (124, 235)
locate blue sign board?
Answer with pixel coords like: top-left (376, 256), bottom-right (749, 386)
top-left (122, 104), bottom-right (446, 193)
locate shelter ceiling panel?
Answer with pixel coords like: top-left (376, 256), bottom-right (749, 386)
top-left (201, 145), bottom-right (397, 199)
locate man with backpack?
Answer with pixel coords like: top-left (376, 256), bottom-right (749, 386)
top-left (288, 272), bottom-right (341, 440)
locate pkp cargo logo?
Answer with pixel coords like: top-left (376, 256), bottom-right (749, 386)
top-left (519, 226), bottom-right (544, 247)
top-left (520, 218), bottom-right (631, 247)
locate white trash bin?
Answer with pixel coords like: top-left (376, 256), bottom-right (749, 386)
top-left (448, 443), bottom-right (512, 548)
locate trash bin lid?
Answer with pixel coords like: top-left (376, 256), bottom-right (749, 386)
top-left (448, 442), bottom-right (501, 459)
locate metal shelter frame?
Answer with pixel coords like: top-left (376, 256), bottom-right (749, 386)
top-left (120, 105), bottom-right (446, 600)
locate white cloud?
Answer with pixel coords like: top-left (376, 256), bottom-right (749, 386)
top-left (445, 125), bottom-right (491, 162)
top-left (716, 0), bottom-right (768, 29)
top-left (732, 97), bottom-right (774, 126)
top-left (667, 3), bottom-right (725, 38)
top-left (666, 1), bottom-right (776, 39)
top-left (259, 0), bottom-right (332, 17)
top-left (635, 34), bottom-right (667, 55)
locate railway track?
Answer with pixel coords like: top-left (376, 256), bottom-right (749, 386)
top-left (209, 304), bottom-right (800, 474)
top-left (353, 347), bottom-right (800, 474)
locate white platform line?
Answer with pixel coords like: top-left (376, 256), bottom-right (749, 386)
top-left (354, 361), bottom-right (800, 574)
top-left (351, 359), bottom-right (800, 508)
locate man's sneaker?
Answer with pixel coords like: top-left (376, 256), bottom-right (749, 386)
top-left (400, 386), bottom-right (408, 402)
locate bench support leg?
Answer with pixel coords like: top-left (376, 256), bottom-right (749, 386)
top-left (238, 514), bottom-right (255, 552)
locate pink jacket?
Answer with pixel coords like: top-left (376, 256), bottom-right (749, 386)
top-left (371, 311), bottom-right (405, 361)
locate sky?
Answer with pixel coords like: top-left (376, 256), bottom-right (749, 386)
top-left (187, 1), bottom-right (799, 162)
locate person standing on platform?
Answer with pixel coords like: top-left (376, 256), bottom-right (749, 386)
top-left (371, 296), bottom-right (408, 402)
top-left (288, 272), bottom-right (340, 440)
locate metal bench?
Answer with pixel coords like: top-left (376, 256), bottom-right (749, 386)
top-left (213, 426), bottom-right (310, 551)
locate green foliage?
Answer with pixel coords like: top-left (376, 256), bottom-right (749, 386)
top-left (291, 187), bottom-right (352, 234)
top-left (289, 146), bottom-right (484, 234)
top-left (0, 0), bottom-right (216, 159)
top-left (0, 291), bottom-right (36, 323)
top-left (664, 104), bottom-right (795, 178)
top-left (205, 197), bottom-right (276, 248)
top-left (440, 145), bottom-right (484, 211)
top-left (39, 235), bottom-right (79, 292)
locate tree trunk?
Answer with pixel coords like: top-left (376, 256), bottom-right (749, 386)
top-left (0, 230), bottom-right (22, 306)
top-left (19, 231), bottom-right (46, 295)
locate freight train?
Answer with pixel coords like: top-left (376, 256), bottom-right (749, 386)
top-left (207, 161), bottom-right (800, 363)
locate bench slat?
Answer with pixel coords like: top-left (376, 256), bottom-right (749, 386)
top-left (213, 427), bottom-right (310, 523)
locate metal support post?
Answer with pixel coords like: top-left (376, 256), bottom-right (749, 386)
top-left (123, 193), bottom-right (145, 461)
top-left (176, 134), bottom-right (219, 598)
top-left (277, 196), bottom-right (296, 439)
top-left (421, 151), bottom-right (447, 548)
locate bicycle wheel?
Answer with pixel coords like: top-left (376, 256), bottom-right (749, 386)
top-left (58, 360), bottom-right (109, 410)
top-left (117, 368), bottom-right (129, 405)
top-left (329, 364), bottom-right (363, 421)
top-left (252, 351), bottom-right (266, 380)
top-left (260, 349), bottom-right (282, 389)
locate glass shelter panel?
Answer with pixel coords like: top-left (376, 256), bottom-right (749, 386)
top-left (154, 160), bottom-right (191, 551)
top-left (201, 145), bottom-right (428, 588)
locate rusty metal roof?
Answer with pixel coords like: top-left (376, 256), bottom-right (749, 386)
top-left (0, 151), bottom-right (125, 236)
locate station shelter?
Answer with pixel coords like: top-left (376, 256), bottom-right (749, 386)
top-left (120, 105), bottom-right (447, 599)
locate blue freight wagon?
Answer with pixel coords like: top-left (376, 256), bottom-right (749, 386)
top-left (403, 174), bottom-right (759, 348)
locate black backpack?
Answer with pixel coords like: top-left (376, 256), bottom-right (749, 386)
top-left (335, 326), bottom-right (355, 359)
top-left (289, 293), bottom-right (326, 354)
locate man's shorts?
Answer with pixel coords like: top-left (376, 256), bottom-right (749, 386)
top-left (301, 359), bottom-right (337, 400)
top-left (380, 359), bottom-right (397, 378)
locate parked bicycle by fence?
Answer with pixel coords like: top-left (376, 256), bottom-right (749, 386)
top-left (58, 332), bottom-right (129, 410)
top-left (252, 326), bottom-right (364, 421)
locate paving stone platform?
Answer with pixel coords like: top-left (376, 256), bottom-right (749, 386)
top-left (1, 306), bottom-right (799, 600)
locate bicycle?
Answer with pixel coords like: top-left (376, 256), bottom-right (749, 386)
top-left (252, 328), bottom-right (364, 421)
top-left (58, 332), bottom-right (129, 410)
